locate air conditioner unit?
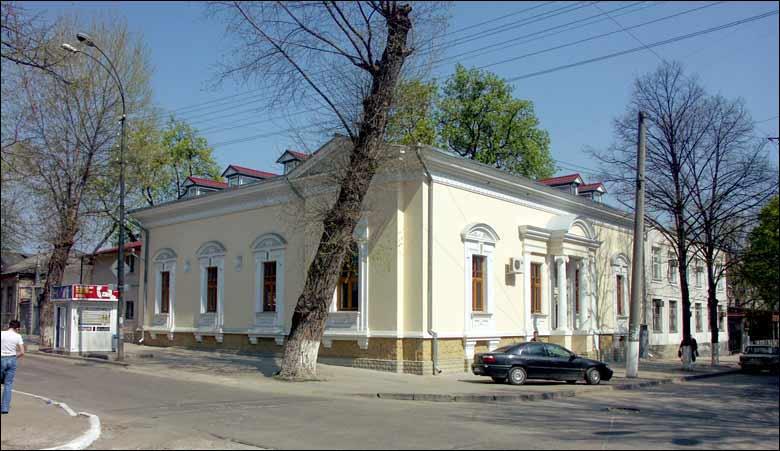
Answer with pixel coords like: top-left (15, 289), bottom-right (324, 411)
top-left (508, 257), bottom-right (524, 275)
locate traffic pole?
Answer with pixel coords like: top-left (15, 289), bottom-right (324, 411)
top-left (626, 111), bottom-right (646, 378)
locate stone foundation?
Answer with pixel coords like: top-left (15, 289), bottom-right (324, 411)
top-left (141, 331), bottom-right (622, 375)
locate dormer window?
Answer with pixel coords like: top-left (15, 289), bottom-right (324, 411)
top-left (221, 165), bottom-right (276, 187)
top-left (275, 150), bottom-right (310, 175)
top-left (181, 177), bottom-right (228, 199)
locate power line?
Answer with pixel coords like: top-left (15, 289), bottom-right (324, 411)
top-left (505, 9), bottom-right (779, 83)
top-left (431, 1), bottom-right (656, 67)
top-left (181, 6), bottom-right (775, 153)
top-left (141, 1), bottom-right (596, 123)
top-left (477, 1), bottom-right (725, 71)
top-left (592, 2), bottom-right (666, 63)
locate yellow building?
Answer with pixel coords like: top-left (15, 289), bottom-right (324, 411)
top-left (132, 137), bottom-right (725, 374)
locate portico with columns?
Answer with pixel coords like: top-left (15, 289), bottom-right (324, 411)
top-left (520, 215), bottom-right (600, 353)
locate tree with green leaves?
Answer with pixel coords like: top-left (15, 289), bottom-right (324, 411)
top-left (437, 64), bottom-right (554, 179)
top-left (386, 79), bottom-right (437, 146)
top-left (739, 196), bottom-right (779, 312)
top-left (132, 116), bottom-right (222, 206)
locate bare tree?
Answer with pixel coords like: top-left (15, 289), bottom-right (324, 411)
top-left (595, 61), bottom-right (714, 369)
top-left (210, 1), bottom-right (447, 379)
top-left (686, 96), bottom-right (779, 365)
top-left (1, 2), bottom-right (67, 80)
top-left (5, 17), bottom-right (152, 346)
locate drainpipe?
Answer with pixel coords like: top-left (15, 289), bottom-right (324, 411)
top-left (415, 145), bottom-right (441, 375)
top-left (138, 224), bottom-right (150, 344)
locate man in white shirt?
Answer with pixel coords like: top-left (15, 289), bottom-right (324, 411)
top-left (1, 320), bottom-right (25, 414)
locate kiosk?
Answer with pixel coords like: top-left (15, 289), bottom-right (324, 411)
top-left (51, 284), bottom-right (118, 354)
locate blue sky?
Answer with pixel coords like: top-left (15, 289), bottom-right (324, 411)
top-left (24, 1), bottom-right (780, 182)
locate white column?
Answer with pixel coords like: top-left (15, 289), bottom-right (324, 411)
top-left (577, 259), bottom-right (588, 330)
top-left (556, 256), bottom-right (570, 333)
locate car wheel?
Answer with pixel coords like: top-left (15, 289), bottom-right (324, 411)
top-left (491, 376), bottom-right (507, 384)
top-left (585, 367), bottom-right (601, 385)
top-left (507, 367), bottom-right (527, 386)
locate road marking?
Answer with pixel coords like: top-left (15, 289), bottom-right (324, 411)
top-left (12, 390), bottom-right (101, 450)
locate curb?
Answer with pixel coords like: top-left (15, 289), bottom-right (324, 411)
top-left (28, 350), bottom-right (131, 367)
top-left (375, 368), bottom-right (742, 403)
top-left (13, 390), bottom-right (101, 450)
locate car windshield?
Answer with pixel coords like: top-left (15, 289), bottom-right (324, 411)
top-left (493, 345), bottom-right (516, 354)
top-left (745, 346), bottom-right (776, 355)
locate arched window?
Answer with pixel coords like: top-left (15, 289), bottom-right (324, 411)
top-left (152, 248), bottom-right (177, 318)
top-left (462, 223), bottom-right (499, 334)
top-left (196, 241), bottom-right (226, 324)
top-left (612, 254), bottom-right (629, 318)
top-left (252, 233), bottom-right (286, 319)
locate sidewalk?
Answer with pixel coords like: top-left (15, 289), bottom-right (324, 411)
top-left (26, 342), bottom-right (742, 403)
top-left (104, 344), bottom-right (746, 401)
top-left (0, 391), bottom-right (91, 450)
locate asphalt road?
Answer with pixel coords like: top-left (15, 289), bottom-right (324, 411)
top-left (12, 356), bottom-right (780, 450)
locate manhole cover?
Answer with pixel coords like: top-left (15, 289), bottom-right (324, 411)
top-left (605, 406), bottom-right (641, 413)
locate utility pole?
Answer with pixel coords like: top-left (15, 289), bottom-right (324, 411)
top-left (626, 110), bottom-right (646, 378)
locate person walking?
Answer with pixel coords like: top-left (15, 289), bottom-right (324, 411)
top-left (1, 320), bottom-right (25, 414)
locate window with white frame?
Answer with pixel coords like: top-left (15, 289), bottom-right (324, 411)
top-left (252, 233), bottom-right (287, 328)
top-left (652, 248), bottom-right (662, 280)
top-left (338, 241), bottom-right (360, 311)
top-left (669, 300), bottom-right (678, 333)
top-left (716, 264), bottom-right (724, 291)
top-left (153, 248), bottom-right (177, 320)
top-left (695, 264), bottom-right (703, 288)
top-left (463, 223), bottom-right (498, 327)
top-left (718, 305), bottom-right (725, 331)
top-left (652, 299), bottom-right (663, 333)
top-left (196, 241), bottom-right (226, 322)
top-left (695, 304), bottom-right (703, 332)
top-left (667, 253), bottom-right (678, 284)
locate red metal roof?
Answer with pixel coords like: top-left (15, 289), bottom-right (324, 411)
top-left (94, 241), bottom-right (143, 255)
top-left (222, 165), bottom-right (278, 179)
top-left (285, 150), bottom-right (310, 160)
top-left (186, 176), bottom-right (228, 189)
top-left (538, 173), bottom-right (582, 186)
top-left (578, 182), bottom-right (606, 193)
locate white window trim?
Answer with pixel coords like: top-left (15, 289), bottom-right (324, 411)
top-left (668, 300), bottom-right (679, 334)
top-left (462, 223), bottom-right (499, 338)
top-left (150, 248), bottom-right (177, 340)
top-left (252, 233), bottom-right (286, 341)
top-left (651, 248), bottom-right (662, 281)
top-left (612, 255), bottom-right (629, 326)
top-left (324, 219), bottom-right (369, 347)
top-left (195, 241), bottom-right (226, 341)
top-left (652, 299), bottom-right (664, 333)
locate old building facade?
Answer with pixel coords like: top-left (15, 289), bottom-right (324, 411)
top-left (132, 137), bottom-right (728, 374)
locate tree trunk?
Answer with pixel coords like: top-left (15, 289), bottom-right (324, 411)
top-left (39, 237), bottom-right (75, 348)
top-left (707, 258), bottom-right (720, 366)
top-left (676, 235), bottom-right (693, 371)
top-left (278, 5), bottom-right (413, 380)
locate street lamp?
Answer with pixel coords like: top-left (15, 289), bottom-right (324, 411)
top-left (62, 34), bottom-right (128, 361)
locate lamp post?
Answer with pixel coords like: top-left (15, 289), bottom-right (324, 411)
top-left (62, 34), bottom-right (127, 361)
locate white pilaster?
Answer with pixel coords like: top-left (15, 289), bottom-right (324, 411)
top-left (556, 256), bottom-right (570, 333)
top-left (577, 259), bottom-right (588, 330)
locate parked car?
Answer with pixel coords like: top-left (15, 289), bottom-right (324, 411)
top-left (471, 342), bottom-right (614, 385)
top-left (739, 345), bottom-right (780, 374)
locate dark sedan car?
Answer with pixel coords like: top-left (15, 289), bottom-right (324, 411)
top-left (471, 342), bottom-right (613, 385)
top-left (740, 345), bottom-right (780, 374)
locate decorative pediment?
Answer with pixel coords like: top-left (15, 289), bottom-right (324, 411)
top-left (196, 241), bottom-right (226, 257)
top-left (612, 253), bottom-right (630, 267)
top-left (461, 223), bottom-right (500, 243)
top-left (153, 248), bottom-right (177, 262)
top-left (251, 233), bottom-right (287, 252)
